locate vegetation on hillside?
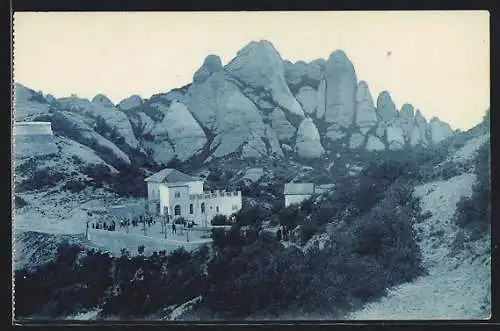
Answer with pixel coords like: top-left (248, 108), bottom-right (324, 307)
top-left (14, 157), bottom-right (427, 320)
top-left (453, 140), bottom-right (491, 239)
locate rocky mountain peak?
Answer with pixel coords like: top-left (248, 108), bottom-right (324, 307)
top-left (193, 54), bottom-right (223, 84)
top-left (376, 91), bottom-right (397, 123)
top-left (225, 40), bottom-right (305, 118)
top-left (324, 49), bottom-right (357, 128)
top-left (91, 94), bottom-right (114, 108)
top-left (118, 95), bottom-right (143, 110)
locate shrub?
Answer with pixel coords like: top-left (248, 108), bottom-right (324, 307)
top-left (211, 214), bottom-right (229, 226)
top-left (61, 179), bottom-right (87, 193)
top-left (17, 168), bottom-right (66, 191)
top-left (453, 142), bottom-right (490, 238)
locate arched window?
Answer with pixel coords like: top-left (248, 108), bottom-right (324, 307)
top-left (216, 206), bottom-right (219, 213)
top-left (190, 203), bottom-right (194, 214)
top-left (174, 205), bottom-right (181, 216)
top-left (201, 202), bottom-right (205, 214)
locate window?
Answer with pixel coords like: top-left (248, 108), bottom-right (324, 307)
top-left (216, 206), bottom-right (219, 213)
top-left (201, 203), bottom-right (205, 214)
top-left (174, 205), bottom-right (181, 216)
top-left (156, 203), bottom-right (161, 214)
top-left (175, 191), bottom-right (181, 198)
top-left (190, 204), bottom-right (194, 214)
top-left (232, 204), bottom-right (238, 211)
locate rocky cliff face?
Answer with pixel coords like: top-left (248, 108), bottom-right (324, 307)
top-left (14, 39), bottom-right (455, 168)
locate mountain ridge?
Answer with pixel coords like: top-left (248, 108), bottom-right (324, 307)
top-left (14, 40), bottom-right (457, 171)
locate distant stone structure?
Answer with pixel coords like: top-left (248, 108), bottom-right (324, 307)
top-left (284, 182), bottom-right (335, 207)
top-left (13, 121), bottom-right (54, 136)
top-left (145, 168), bottom-right (243, 227)
top-left (13, 121), bottom-right (58, 158)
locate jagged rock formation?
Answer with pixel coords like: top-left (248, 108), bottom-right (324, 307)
top-left (50, 110), bottom-right (131, 168)
top-left (377, 91), bottom-right (398, 123)
top-left (429, 117), bottom-right (453, 144)
top-left (355, 81), bottom-right (378, 135)
top-left (91, 94), bottom-right (114, 108)
top-left (269, 107), bottom-right (296, 142)
top-left (225, 40), bottom-right (305, 118)
top-left (118, 95), bottom-right (142, 110)
top-left (324, 50), bottom-right (357, 129)
top-left (13, 39), bottom-right (456, 167)
top-left (148, 101), bottom-right (207, 162)
top-left (295, 86), bottom-right (318, 115)
top-left (193, 55), bottom-right (223, 84)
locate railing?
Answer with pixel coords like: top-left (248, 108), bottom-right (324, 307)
top-left (189, 190), bottom-right (241, 200)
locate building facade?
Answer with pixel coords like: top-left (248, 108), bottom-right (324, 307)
top-left (145, 168), bottom-right (242, 226)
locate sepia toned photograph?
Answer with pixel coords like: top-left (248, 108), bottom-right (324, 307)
top-left (12, 11), bottom-right (490, 322)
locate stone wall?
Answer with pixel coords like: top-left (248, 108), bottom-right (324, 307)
top-left (14, 122), bottom-right (54, 136)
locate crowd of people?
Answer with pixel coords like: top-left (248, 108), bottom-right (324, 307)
top-left (88, 215), bottom-right (158, 232)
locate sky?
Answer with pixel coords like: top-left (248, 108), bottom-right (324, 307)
top-left (13, 11), bottom-right (489, 130)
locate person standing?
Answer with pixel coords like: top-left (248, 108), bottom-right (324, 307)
top-left (172, 222), bottom-right (176, 235)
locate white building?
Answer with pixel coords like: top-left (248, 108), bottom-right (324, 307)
top-left (284, 183), bottom-right (335, 207)
top-left (145, 168), bottom-right (243, 226)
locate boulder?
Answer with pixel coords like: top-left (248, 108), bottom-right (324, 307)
top-left (91, 94), bottom-right (114, 108)
top-left (269, 107), bottom-right (296, 142)
top-left (225, 40), bottom-right (305, 118)
top-left (349, 133), bottom-right (365, 149)
top-left (118, 95), bottom-right (142, 110)
top-left (324, 50), bottom-right (357, 128)
top-left (295, 117), bottom-right (325, 158)
top-left (365, 135), bottom-right (386, 151)
top-left (429, 117), bottom-right (453, 144)
top-left (355, 81), bottom-right (378, 135)
top-left (193, 54), bottom-right (223, 84)
top-left (295, 85), bottom-right (318, 115)
top-left (376, 91), bottom-right (397, 123)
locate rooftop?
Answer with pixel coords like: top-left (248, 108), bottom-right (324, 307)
top-left (284, 183), bottom-right (315, 195)
top-left (145, 168), bottom-right (202, 184)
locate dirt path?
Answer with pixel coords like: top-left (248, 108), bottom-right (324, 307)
top-left (347, 173), bottom-right (490, 320)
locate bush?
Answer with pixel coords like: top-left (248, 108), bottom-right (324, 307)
top-left (453, 142), bottom-right (490, 238)
top-left (61, 179), bottom-right (87, 193)
top-left (211, 214), bottom-right (229, 226)
top-left (17, 168), bottom-right (66, 192)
